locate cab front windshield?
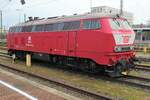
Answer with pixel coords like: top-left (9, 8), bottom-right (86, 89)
top-left (109, 18), bottom-right (131, 30)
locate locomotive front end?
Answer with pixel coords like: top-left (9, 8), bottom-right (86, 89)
top-left (107, 18), bottom-right (136, 77)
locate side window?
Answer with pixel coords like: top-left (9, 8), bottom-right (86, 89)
top-left (22, 26), bottom-right (26, 32)
top-left (15, 26), bottom-right (22, 32)
top-left (31, 26), bottom-right (36, 32)
top-left (44, 23), bottom-right (64, 32)
top-left (63, 22), bottom-right (70, 30)
top-left (83, 19), bottom-right (100, 29)
top-left (57, 23), bottom-right (64, 31)
top-left (53, 23), bottom-right (58, 31)
top-left (63, 21), bottom-right (80, 30)
top-left (35, 25), bottom-right (45, 32)
top-left (15, 27), bottom-right (19, 32)
top-left (26, 26), bottom-right (32, 32)
top-left (83, 21), bottom-right (91, 29)
top-left (12, 27), bottom-right (16, 32)
top-left (44, 24), bottom-right (54, 31)
top-left (18, 27), bottom-right (22, 32)
top-left (9, 27), bottom-right (12, 32)
top-left (22, 26), bottom-right (31, 32)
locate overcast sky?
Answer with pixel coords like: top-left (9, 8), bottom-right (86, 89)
top-left (1, 0), bottom-right (150, 29)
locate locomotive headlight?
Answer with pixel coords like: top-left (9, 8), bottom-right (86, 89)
top-left (114, 46), bottom-right (122, 52)
top-left (130, 46), bottom-right (134, 50)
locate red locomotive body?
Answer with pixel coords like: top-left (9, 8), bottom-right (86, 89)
top-left (7, 13), bottom-right (135, 77)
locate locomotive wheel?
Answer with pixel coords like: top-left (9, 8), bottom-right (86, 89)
top-left (114, 64), bottom-right (125, 77)
top-left (58, 56), bottom-right (64, 65)
top-left (82, 60), bottom-right (100, 73)
top-left (110, 64), bottom-right (127, 77)
top-left (52, 56), bottom-right (58, 64)
top-left (107, 64), bottom-right (122, 77)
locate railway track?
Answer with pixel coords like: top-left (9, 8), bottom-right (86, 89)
top-left (136, 57), bottom-right (150, 62)
top-left (93, 75), bottom-right (150, 92)
top-left (0, 51), bottom-right (11, 58)
top-left (115, 75), bottom-right (150, 91)
top-left (0, 46), bottom-right (7, 50)
top-left (135, 64), bottom-right (150, 72)
top-left (0, 53), bottom-right (150, 92)
top-left (133, 57), bottom-right (150, 71)
top-left (0, 63), bottom-right (114, 100)
top-left (0, 51), bottom-right (8, 55)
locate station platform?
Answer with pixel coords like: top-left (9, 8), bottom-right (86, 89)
top-left (0, 68), bottom-right (80, 100)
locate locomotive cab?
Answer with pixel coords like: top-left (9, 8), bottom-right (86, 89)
top-left (105, 17), bottom-right (135, 77)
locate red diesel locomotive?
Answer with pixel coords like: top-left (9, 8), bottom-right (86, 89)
top-left (7, 13), bottom-right (135, 77)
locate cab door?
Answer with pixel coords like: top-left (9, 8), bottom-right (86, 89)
top-left (67, 31), bottom-right (77, 56)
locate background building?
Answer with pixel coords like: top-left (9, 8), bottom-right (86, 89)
top-left (147, 19), bottom-right (150, 25)
top-left (91, 6), bottom-right (134, 24)
top-left (133, 24), bottom-right (150, 48)
top-left (0, 28), bottom-right (7, 43)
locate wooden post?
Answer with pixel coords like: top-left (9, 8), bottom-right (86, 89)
top-left (26, 54), bottom-right (31, 67)
top-left (12, 54), bottom-right (16, 63)
top-left (144, 47), bottom-right (147, 54)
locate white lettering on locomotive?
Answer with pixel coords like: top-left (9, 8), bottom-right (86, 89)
top-left (27, 36), bottom-right (32, 44)
top-left (26, 36), bottom-right (34, 47)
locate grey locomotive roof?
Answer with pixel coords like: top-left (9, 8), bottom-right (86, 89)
top-left (13, 13), bottom-right (122, 27)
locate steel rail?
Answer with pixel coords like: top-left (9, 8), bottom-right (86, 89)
top-left (136, 57), bottom-right (150, 62)
top-left (0, 54), bottom-right (11, 58)
top-left (0, 51), bottom-right (11, 58)
top-left (0, 63), bottom-right (114, 100)
top-left (0, 47), bottom-right (7, 50)
top-left (0, 51), bottom-right (7, 55)
top-left (114, 75), bottom-right (150, 91)
top-left (115, 79), bottom-right (150, 91)
top-left (0, 54), bottom-right (149, 92)
top-left (125, 75), bottom-right (150, 82)
top-left (135, 67), bottom-right (150, 71)
top-left (135, 64), bottom-right (150, 71)
top-left (136, 64), bottom-right (150, 68)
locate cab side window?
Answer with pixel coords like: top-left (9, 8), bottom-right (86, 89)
top-left (83, 19), bottom-right (100, 29)
top-left (16, 26), bottom-right (22, 32)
